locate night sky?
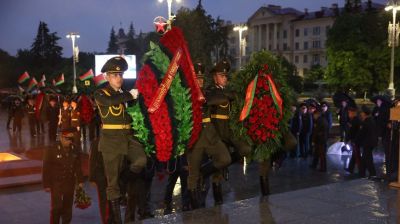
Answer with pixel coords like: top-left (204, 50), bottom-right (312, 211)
top-left (0, 0), bottom-right (386, 57)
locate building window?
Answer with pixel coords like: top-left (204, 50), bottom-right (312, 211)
top-left (313, 54), bottom-right (320, 65)
top-left (277, 31), bottom-right (280, 38)
top-left (312, 40), bottom-right (321, 48)
top-left (295, 55), bottom-right (299, 63)
top-left (313, 26), bottom-right (320, 35)
top-left (277, 44), bottom-right (280, 50)
top-left (295, 42), bottom-right (299, 50)
top-left (283, 43), bottom-right (288, 50)
top-left (304, 41), bottom-right (308, 50)
top-left (304, 28), bottom-right (308, 36)
top-left (269, 44), bottom-right (272, 50)
top-left (283, 30), bottom-right (287, 39)
top-left (303, 55), bottom-right (308, 63)
top-left (295, 29), bottom-right (300, 37)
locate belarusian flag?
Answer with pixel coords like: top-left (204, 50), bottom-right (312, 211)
top-left (18, 85), bottom-right (25, 93)
top-left (27, 78), bottom-right (38, 90)
top-left (38, 74), bottom-right (46, 87)
top-left (93, 74), bottom-right (107, 86)
top-left (18, 71), bottom-right (30, 84)
top-left (79, 69), bottom-right (94, 81)
top-left (55, 74), bottom-right (64, 86)
top-left (239, 75), bottom-right (258, 121)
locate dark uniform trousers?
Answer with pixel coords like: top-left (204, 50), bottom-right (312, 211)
top-left (99, 131), bottom-right (147, 200)
top-left (187, 122), bottom-right (231, 190)
top-left (42, 144), bottom-right (83, 224)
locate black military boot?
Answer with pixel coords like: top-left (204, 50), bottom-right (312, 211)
top-left (212, 183), bottom-right (223, 205)
top-left (110, 199), bottom-right (122, 224)
top-left (259, 176), bottom-right (270, 196)
top-left (200, 161), bottom-right (219, 179)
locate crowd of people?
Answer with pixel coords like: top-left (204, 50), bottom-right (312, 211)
top-left (289, 93), bottom-right (399, 179)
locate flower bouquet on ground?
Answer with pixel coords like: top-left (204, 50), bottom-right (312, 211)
top-left (74, 186), bottom-right (91, 209)
top-left (229, 51), bottom-right (294, 161)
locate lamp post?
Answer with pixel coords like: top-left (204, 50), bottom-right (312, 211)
top-left (386, 2), bottom-right (400, 99)
top-left (233, 24), bottom-right (248, 69)
top-left (158, 0), bottom-right (181, 20)
top-left (66, 32), bottom-right (80, 94)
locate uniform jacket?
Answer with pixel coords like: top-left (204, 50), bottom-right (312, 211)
top-left (312, 115), bottom-right (329, 145)
top-left (42, 143), bottom-right (83, 188)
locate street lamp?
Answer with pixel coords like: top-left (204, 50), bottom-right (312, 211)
top-left (386, 2), bottom-right (400, 99)
top-left (66, 32), bottom-right (80, 94)
top-left (158, 0), bottom-right (181, 20)
top-left (233, 24), bottom-right (248, 69)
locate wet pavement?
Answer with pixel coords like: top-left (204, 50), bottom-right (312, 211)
top-left (0, 109), bottom-right (399, 223)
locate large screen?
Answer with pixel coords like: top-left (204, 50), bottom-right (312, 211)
top-left (95, 55), bottom-right (137, 79)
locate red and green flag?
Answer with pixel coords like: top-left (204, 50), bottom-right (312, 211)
top-left (18, 71), bottom-right (30, 84)
top-left (239, 75), bottom-right (258, 121)
top-left (55, 74), bottom-right (64, 86)
top-left (27, 77), bottom-right (38, 90)
top-left (38, 74), bottom-right (46, 87)
top-left (93, 74), bottom-right (107, 86)
top-left (79, 69), bottom-right (94, 81)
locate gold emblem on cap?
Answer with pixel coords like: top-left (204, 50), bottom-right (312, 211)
top-left (116, 66), bottom-right (120, 71)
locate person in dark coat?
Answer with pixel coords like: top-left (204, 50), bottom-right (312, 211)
top-left (372, 98), bottom-right (391, 175)
top-left (320, 101), bottom-right (333, 131)
top-left (47, 97), bottom-right (60, 142)
top-left (298, 103), bottom-right (312, 158)
top-left (42, 129), bottom-right (84, 224)
top-left (310, 107), bottom-right (329, 172)
top-left (356, 105), bottom-right (378, 178)
top-left (26, 97), bottom-right (38, 137)
top-left (337, 100), bottom-right (349, 142)
top-left (345, 106), bottom-right (362, 174)
top-left (289, 105), bottom-right (301, 158)
top-left (12, 98), bottom-right (24, 134)
top-left (59, 99), bottom-right (71, 131)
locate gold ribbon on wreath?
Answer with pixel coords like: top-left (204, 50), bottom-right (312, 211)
top-left (148, 47), bottom-right (183, 113)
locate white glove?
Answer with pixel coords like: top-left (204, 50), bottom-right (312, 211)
top-left (129, 89), bottom-right (139, 99)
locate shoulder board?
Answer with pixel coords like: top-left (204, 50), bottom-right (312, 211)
top-left (101, 89), bottom-right (111, 96)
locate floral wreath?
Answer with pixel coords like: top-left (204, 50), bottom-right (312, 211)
top-left (127, 27), bottom-right (202, 162)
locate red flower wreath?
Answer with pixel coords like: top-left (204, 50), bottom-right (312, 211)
top-left (245, 74), bottom-right (281, 144)
top-left (160, 27), bottom-right (202, 148)
top-left (79, 94), bottom-right (94, 125)
top-left (136, 64), bottom-right (174, 161)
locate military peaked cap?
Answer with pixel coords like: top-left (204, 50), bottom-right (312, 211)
top-left (101, 56), bottom-right (128, 73)
top-left (194, 62), bottom-right (205, 78)
top-left (211, 60), bottom-right (230, 75)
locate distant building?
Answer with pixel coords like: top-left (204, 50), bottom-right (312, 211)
top-left (228, 1), bottom-right (383, 76)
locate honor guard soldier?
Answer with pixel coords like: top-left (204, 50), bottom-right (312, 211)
top-left (26, 96), bottom-right (38, 137)
top-left (47, 97), bottom-right (60, 142)
top-left (187, 62), bottom-right (231, 209)
top-left (59, 98), bottom-right (72, 131)
top-left (42, 129), bottom-right (84, 224)
top-left (70, 97), bottom-right (81, 148)
top-left (94, 56), bottom-right (147, 224)
top-left (207, 60), bottom-right (251, 204)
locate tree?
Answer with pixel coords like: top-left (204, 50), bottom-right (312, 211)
top-left (325, 9), bottom-right (394, 95)
top-left (174, 1), bottom-right (228, 68)
top-left (30, 21), bottom-right (63, 66)
top-left (107, 27), bottom-right (119, 54)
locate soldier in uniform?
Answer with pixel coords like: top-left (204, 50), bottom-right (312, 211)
top-left (70, 97), bottom-right (81, 148)
top-left (26, 96), bottom-right (38, 137)
top-left (59, 99), bottom-right (71, 131)
top-left (187, 62), bottom-right (231, 209)
top-left (42, 129), bottom-right (84, 224)
top-left (12, 98), bottom-right (24, 134)
top-left (310, 106), bottom-right (329, 172)
top-left (206, 60), bottom-right (251, 204)
top-left (94, 56), bottom-right (147, 224)
top-left (47, 97), bottom-right (60, 142)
